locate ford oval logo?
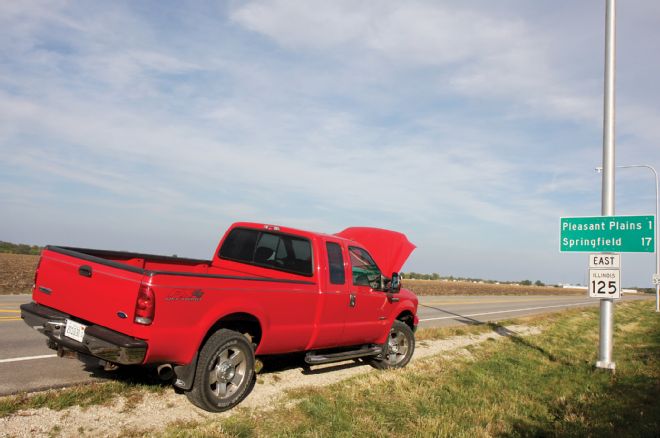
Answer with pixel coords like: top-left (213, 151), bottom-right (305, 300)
top-left (117, 311), bottom-right (128, 319)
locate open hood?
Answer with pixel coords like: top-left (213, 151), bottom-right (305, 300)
top-left (335, 227), bottom-right (416, 275)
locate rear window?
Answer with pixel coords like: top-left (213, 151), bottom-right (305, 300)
top-left (219, 228), bottom-right (313, 276)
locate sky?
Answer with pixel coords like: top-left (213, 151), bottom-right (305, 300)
top-left (2, 0), bottom-right (660, 286)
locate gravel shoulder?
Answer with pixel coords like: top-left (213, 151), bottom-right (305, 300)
top-left (0, 324), bottom-right (541, 438)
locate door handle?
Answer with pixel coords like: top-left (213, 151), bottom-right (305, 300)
top-left (78, 265), bottom-right (93, 278)
top-left (349, 293), bottom-right (356, 308)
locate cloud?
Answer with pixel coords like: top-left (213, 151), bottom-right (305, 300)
top-left (0, 77), bottom-right (547, 231)
top-left (230, 1), bottom-right (600, 123)
top-left (231, 1), bottom-right (521, 61)
top-left (1, 0), bottom-right (659, 284)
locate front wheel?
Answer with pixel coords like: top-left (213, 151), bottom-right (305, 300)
top-left (185, 329), bottom-right (256, 412)
top-left (368, 320), bottom-right (415, 370)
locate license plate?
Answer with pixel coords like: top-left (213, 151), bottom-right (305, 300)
top-left (64, 319), bottom-right (86, 343)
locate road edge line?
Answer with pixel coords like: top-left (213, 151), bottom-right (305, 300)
top-left (0, 354), bottom-right (57, 364)
top-left (419, 301), bottom-right (595, 322)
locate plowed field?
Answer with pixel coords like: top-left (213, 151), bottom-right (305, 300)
top-left (403, 279), bottom-right (584, 296)
top-left (0, 252), bottom-right (584, 296)
top-left (0, 253), bottom-right (38, 294)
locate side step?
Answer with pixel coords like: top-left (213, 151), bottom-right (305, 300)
top-left (305, 345), bottom-right (382, 365)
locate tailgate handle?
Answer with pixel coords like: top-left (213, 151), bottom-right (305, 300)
top-left (78, 265), bottom-right (93, 278)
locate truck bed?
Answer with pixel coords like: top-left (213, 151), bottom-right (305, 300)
top-left (50, 246), bottom-right (212, 274)
top-left (31, 245), bottom-right (322, 364)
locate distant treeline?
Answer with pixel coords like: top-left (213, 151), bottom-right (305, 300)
top-left (0, 241), bottom-right (42, 255)
top-left (402, 272), bottom-right (547, 287)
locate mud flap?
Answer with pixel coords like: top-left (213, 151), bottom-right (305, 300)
top-left (173, 352), bottom-right (199, 391)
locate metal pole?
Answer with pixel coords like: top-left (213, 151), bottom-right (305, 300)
top-left (595, 164), bottom-right (659, 311)
top-left (653, 167), bottom-right (659, 312)
top-left (597, 0), bottom-right (616, 371)
top-left (620, 165), bottom-right (659, 312)
top-left (649, 166), bottom-right (660, 312)
top-left (647, 166), bottom-right (660, 313)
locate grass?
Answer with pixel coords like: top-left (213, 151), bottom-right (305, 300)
top-left (0, 380), bottom-right (166, 418)
top-left (415, 318), bottom-right (525, 342)
top-left (157, 300), bottom-right (659, 438)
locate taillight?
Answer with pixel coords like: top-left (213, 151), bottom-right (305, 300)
top-left (134, 283), bottom-right (155, 325)
top-left (33, 257), bottom-right (43, 291)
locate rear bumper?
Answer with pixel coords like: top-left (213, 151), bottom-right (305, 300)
top-left (20, 302), bottom-right (147, 365)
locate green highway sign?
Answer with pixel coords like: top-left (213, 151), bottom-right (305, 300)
top-left (560, 215), bottom-right (655, 252)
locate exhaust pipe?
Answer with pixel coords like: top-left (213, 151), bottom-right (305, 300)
top-left (157, 364), bottom-right (174, 381)
top-left (99, 360), bottom-right (119, 371)
top-left (56, 345), bottom-right (78, 359)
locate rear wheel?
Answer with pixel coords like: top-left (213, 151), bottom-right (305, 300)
top-left (186, 329), bottom-right (255, 412)
top-left (368, 320), bottom-right (415, 369)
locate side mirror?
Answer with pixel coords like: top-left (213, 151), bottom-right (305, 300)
top-left (390, 272), bottom-right (401, 293)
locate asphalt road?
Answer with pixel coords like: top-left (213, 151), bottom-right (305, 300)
top-left (0, 293), bottom-right (652, 396)
top-left (416, 294), bottom-right (650, 327)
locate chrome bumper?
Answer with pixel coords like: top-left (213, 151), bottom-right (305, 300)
top-left (20, 302), bottom-right (147, 365)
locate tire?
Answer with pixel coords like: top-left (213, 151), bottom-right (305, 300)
top-left (185, 329), bottom-right (256, 412)
top-left (368, 320), bottom-right (415, 370)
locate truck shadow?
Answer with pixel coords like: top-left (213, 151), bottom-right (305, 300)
top-left (420, 303), bottom-right (564, 365)
top-left (74, 354), bottom-right (175, 387)
top-left (259, 352), bottom-right (369, 376)
top-left (419, 303), bottom-right (485, 326)
top-left (74, 351), bottom-right (367, 389)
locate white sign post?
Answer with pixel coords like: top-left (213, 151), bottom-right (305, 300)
top-left (589, 269), bottom-right (621, 299)
top-left (588, 253), bottom-right (621, 299)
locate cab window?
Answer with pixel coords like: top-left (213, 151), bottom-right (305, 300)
top-left (326, 242), bottom-right (345, 285)
top-left (348, 246), bottom-right (381, 288)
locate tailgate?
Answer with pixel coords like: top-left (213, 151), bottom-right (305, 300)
top-left (33, 248), bottom-right (147, 336)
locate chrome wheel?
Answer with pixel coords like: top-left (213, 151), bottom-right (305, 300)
top-left (385, 326), bottom-right (410, 366)
top-left (367, 320), bottom-right (415, 370)
top-left (208, 347), bottom-right (248, 400)
top-left (186, 329), bottom-right (256, 412)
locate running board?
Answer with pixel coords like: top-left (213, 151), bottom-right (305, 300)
top-left (305, 345), bottom-right (382, 365)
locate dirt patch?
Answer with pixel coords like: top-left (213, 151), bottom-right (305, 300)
top-left (0, 254), bottom-right (39, 295)
top-left (404, 279), bottom-right (585, 296)
top-left (0, 325), bottom-right (541, 437)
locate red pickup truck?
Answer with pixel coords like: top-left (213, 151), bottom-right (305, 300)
top-left (21, 222), bottom-right (418, 412)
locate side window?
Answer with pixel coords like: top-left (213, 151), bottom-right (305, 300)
top-left (349, 247), bottom-right (381, 288)
top-left (326, 242), bottom-right (345, 285)
top-left (219, 228), bottom-right (313, 276)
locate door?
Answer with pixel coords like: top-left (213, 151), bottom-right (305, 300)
top-left (310, 240), bottom-right (351, 349)
top-left (342, 245), bottom-right (389, 345)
